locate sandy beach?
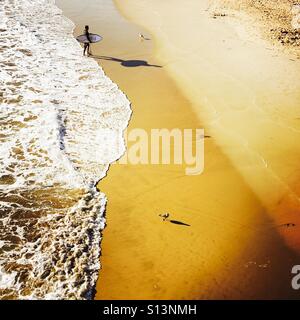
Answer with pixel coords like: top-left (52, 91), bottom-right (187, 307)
top-left (1, 0), bottom-right (299, 300)
top-left (58, 0), bottom-right (300, 299)
top-left (114, 0), bottom-right (300, 252)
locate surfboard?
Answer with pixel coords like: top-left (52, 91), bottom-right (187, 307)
top-left (76, 33), bottom-right (103, 44)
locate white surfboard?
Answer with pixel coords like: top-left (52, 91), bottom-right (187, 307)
top-left (76, 33), bottom-right (103, 44)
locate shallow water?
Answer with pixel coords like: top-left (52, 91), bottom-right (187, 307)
top-left (0, 0), bottom-right (130, 299)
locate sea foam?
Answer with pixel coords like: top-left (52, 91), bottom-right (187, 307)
top-left (0, 0), bottom-right (131, 299)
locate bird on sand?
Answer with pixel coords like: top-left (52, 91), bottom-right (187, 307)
top-left (159, 213), bottom-right (170, 221)
top-left (139, 33), bottom-right (147, 40)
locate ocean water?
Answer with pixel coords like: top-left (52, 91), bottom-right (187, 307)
top-left (0, 0), bottom-right (131, 299)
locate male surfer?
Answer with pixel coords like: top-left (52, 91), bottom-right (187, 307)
top-left (83, 25), bottom-right (92, 56)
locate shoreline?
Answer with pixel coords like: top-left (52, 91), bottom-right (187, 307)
top-left (60, 1), bottom-right (297, 299)
top-left (0, 0), bottom-right (130, 299)
top-left (61, 0), bottom-right (300, 299)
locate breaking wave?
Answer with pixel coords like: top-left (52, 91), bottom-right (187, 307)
top-left (0, 0), bottom-right (131, 299)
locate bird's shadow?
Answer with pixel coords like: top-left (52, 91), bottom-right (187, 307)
top-left (161, 218), bottom-right (191, 227)
top-left (169, 220), bottom-right (191, 227)
top-left (92, 55), bottom-right (162, 68)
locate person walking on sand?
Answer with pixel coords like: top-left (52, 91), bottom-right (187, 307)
top-left (83, 25), bottom-right (92, 56)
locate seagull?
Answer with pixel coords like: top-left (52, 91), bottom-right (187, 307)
top-left (159, 213), bottom-right (170, 221)
top-left (139, 33), bottom-right (147, 40)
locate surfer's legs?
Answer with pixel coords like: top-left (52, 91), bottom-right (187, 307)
top-left (87, 43), bottom-right (92, 56)
top-left (83, 43), bottom-right (89, 56)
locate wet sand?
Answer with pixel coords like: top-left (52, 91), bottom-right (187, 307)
top-left (57, 0), bottom-right (300, 299)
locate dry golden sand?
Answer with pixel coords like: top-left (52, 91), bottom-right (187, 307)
top-left (57, 0), bottom-right (300, 299)
top-left (214, 0), bottom-right (300, 55)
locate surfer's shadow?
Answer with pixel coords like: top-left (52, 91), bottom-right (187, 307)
top-left (92, 55), bottom-right (163, 68)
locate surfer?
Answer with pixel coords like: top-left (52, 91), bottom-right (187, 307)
top-left (83, 25), bottom-right (92, 56)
